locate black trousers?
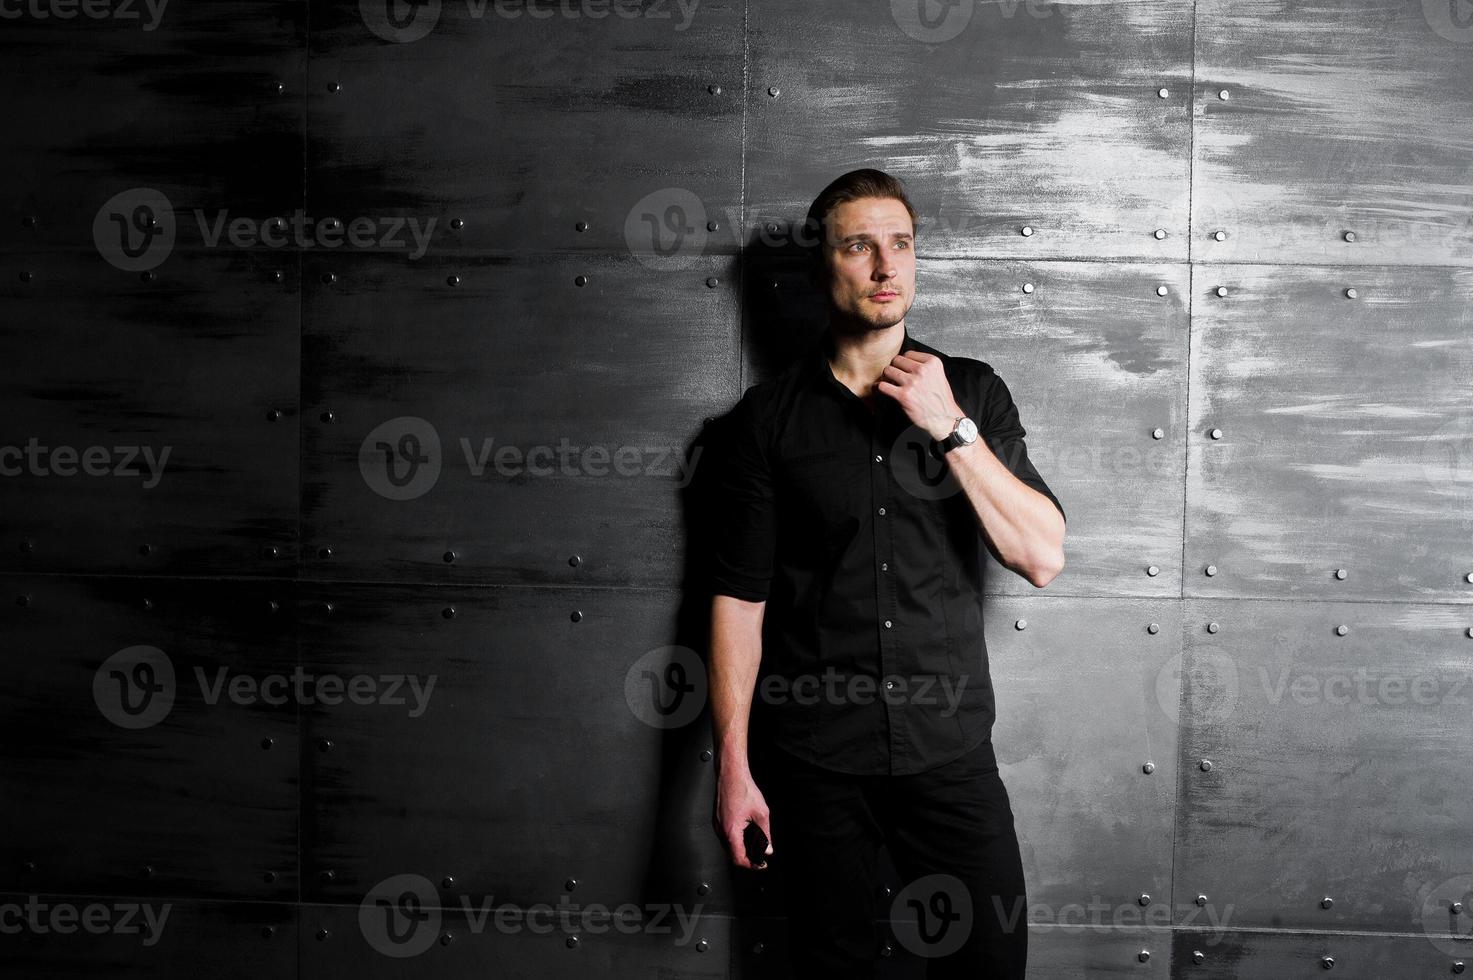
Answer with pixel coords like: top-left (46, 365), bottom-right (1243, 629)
top-left (751, 736), bottom-right (1028, 979)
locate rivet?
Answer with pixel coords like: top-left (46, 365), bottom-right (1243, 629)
top-left (320, 410), bottom-right (335, 423)
top-left (1154, 229), bottom-right (1167, 240)
top-left (1205, 565), bottom-right (1217, 577)
top-left (1138, 950), bottom-right (1150, 963)
top-left (568, 555), bottom-right (581, 567)
top-left (708, 84), bottom-right (721, 95)
top-left (446, 275), bottom-right (459, 287)
top-left (1021, 225), bottom-right (1034, 237)
top-left (260, 737), bottom-right (274, 750)
top-left (442, 605), bottom-right (456, 620)
top-left (442, 875), bottom-right (455, 889)
top-left (767, 86), bottom-right (780, 97)
top-left (1138, 893), bottom-right (1151, 906)
top-left (267, 407), bottom-right (282, 423)
top-left (1335, 624), bottom-right (1348, 636)
top-left (264, 870), bottom-right (278, 883)
top-left (707, 220), bottom-right (719, 232)
top-left (1156, 284), bottom-right (1169, 296)
top-left (1215, 285), bottom-right (1228, 297)
top-left (1210, 428), bottom-right (1222, 439)
top-left (22, 861), bottom-right (36, 873)
top-left (320, 870), bottom-right (335, 883)
top-left (266, 598), bottom-right (280, 612)
top-left (1158, 87), bottom-right (1169, 98)
top-left (574, 275), bottom-right (588, 287)
top-left (443, 550), bottom-right (457, 563)
top-left (1014, 618), bottom-right (1027, 630)
top-left (1466, 628), bottom-right (1473, 639)
top-left (19, 270), bottom-right (32, 283)
top-left (706, 277), bottom-right (719, 288)
top-left (565, 878), bottom-right (578, 891)
top-left (1021, 282), bottom-right (1034, 294)
top-left (1147, 622), bottom-right (1159, 634)
top-left (22, 215), bottom-right (37, 228)
top-left (1344, 287), bottom-right (1358, 299)
top-left (752, 941), bottom-right (765, 954)
top-left (142, 598), bottom-right (154, 610)
top-left (1453, 962), bottom-right (1465, 975)
top-left (575, 221), bottom-right (588, 232)
top-left (1143, 762), bottom-right (1155, 775)
top-left (318, 547), bottom-right (333, 560)
top-left (1207, 620), bottom-right (1220, 633)
top-left (696, 939), bottom-right (709, 953)
top-left (142, 865), bottom-right (154, 878)
top-left (16, 594), bottom-right (31, 607)
top-left (1465, 572), bottom-right (1473, 584)
top-left (1152, 427), bottom-right (1164, 439)
top-left (261, 925), bottom-right (275, 938)
top-left (318, 739), bottom-right (333, 752)
top-left (272, 270), bottom-right (284, 282)
top-left (696, 882), bottom-right (710, 896)
top-left (439, 932), bottom-right (453, 946)
top-left (1321, 955), bottom-right (1334, 969)
top-left (566, 935), bottom-right (579, 949)
top-left (880, 942), bottom-right (894, 957)
top-left (1453, 902), bottom-right (1464, 914)
top-left (1199, 760), bottom-right (1213, 772)
top-left (1321, 896), bottom-right (1334, 909)
top-left (19, 540), bottom-right (34, 554)
top-left (1343, 230), bottom-right (1356, 242)
top-left (1213, 230), bottom-right (1227, 242)
top-left (139, 543), bottom-right (154, 557)
top-left (327, 82), bottom-right (340, 93)
top-left (1196, 893), bottom-right (1208, 905)
top-left (1147, 565), bottom-right (1160, 576)
top-left (1335, 568), bottom-right (1347, 580)
top-left (316, 929), bottom-right (329, 941)
top-left (1218, 88), bottom-right (1230, 100)
top-left (140, 270), bottom-right (155, 283)
top-left (570, 610), bottom-right (582, 622)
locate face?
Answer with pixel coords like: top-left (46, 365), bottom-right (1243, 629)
top-left (817, 195), bottom-right (917, 332)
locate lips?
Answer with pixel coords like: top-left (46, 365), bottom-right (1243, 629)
top-left (871, 291), bottom-right (898, 300)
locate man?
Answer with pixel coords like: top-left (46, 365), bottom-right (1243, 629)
top-left (708, 168), bottom-right (1066, 978)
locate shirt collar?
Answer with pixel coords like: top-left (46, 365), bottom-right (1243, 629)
top-left (811, 325), bottom-right (926, 391)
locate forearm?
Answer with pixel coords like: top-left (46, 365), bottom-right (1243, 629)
top-left (943, 439), bottom-right (1065, 586)
top-left (709, 594), bottom-right (766, 778)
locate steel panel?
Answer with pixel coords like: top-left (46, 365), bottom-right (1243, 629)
top-left (746, 0), bottom-right (1193, 261)
top-left (1170, 927), bottom-right (1469, 978)
top-left (0, 897), bottom-right (297, 980)
top-left (1173, 597), bottom-right (1473, 933)
top-left (1185, 263), bottom-right (1473, 601)
top-left (298, 582), bottom-right (731, 912)
top-left (991, 596), bottom-right (1181, 921)
top-left (304, 1), bottom-right (743, 258)
top-left (747, 257), bottom-right (1190, 597)
top-left (300, 900), bottom-right (729, 980)
top-left (1193, 0), bottom-right (1473, 267)
top-left (301, 251), bottom-right (736, 586)
top-left (0, 250), bottom-right (300, 577)
top-left (0, 576), bottom-right (299, 902)
top-left (0, 1), bottom-right (304, 252)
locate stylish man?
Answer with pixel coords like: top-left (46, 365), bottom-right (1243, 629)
top-left (709, 168), bottom-right (1066, 978)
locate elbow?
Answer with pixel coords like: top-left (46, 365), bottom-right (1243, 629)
top-left (1024, 546), bottom-right (1065, 589)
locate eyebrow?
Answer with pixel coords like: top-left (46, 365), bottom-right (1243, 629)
top-left (839, 231), bottom-right (914, 243)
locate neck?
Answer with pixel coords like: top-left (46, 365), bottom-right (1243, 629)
top-left (826, 321), bottom-right (906, 398)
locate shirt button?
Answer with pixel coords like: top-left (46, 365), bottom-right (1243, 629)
top-left (877, 506), bottom-right (886, 516)
top-left (880, 562), bottom-right (888, 571)
top-left (884, 620), bottom-right (893, 628)
top-left (874, 454), bottom-right (883, 462)
top-left (885, 680), bottom-right (895, 690)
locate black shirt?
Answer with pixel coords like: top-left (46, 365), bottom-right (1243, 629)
top-left (710, 325), bottom-right (1065, 776)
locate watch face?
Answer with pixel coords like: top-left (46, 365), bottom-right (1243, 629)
top-left (956, 417), bottom-right (979, 442)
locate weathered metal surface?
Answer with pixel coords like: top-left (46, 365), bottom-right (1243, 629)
top-left (746, 0), bottom-right (1193, 261)
top-left (747, 257), bottom-right (1190, 597)
top-left (1193, 0), bottom-right (1473, 266)
top-left (991, 596), bottom-right (1181, 925)
top-left (305, 0), bottom-right (744, 258)
top-left (1185, 263), bottom-right (1473, 601)
top-left (301, 251), bottom-right (735, 586)
top-left (0, 250), bottom-right (300, 576)
top-left (1170, 927), bottom-right (1469, 978)
top-left (298, 581), bottom-right (732, 912)
top-left (0, 897), bottom-right (297, 979)
top-left (0, 2), bottom-right (304, 252)
top-left (0, 575), bottom-right (299, 902)
top-left (1174, 597), bottom-right (1473, 933)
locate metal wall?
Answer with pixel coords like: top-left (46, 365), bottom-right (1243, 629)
top-left (1, 0), bottom-right (1470, 977)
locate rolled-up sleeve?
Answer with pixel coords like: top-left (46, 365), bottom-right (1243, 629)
top-left (709, 387), bottom-right (777, 601)
top-left (979, 369), bottom-right (1065, 525)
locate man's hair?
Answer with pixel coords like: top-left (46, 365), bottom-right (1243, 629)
top-left (801, 168), bottom-right (919, 281)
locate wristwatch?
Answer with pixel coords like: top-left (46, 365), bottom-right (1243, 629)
top-left (930, 415), bottom-right (979, 458)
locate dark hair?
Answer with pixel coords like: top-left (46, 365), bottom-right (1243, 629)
top-left (801, 168), bottom-right (919, 280)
